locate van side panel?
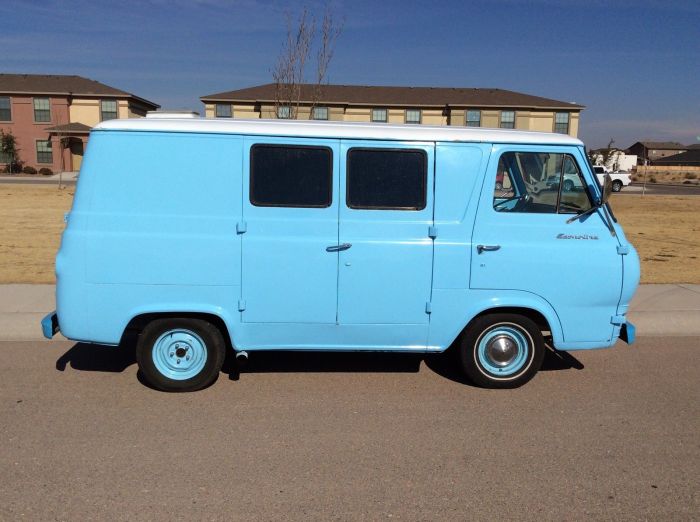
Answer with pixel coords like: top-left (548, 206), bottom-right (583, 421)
top-left (431, 143), bottom-right (488, 290)
top-left (75, 131), bottom-right (242, 344)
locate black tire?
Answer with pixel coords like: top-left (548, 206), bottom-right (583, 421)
top-left (612, 180), bottom-right (623, 192)
top-left (136, 317), bottom-right (226, 392)
top-left (459, 313), bottom-right (544, 389)
top-left (563, 179), bottom-right (574, 192)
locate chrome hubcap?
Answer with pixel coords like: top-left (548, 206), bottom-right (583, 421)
top-left (486, 335), bottom-right (519, 367)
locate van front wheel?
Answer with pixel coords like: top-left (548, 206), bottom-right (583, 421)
top-left (136, 318), bottom-right (226, 392)
top-left (459, 313), bottom-right (544, 388)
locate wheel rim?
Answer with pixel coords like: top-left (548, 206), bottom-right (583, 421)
top-left (151, 329), bottom-right (207, 381)
top-left (476, 323), bottom-right (531, 377)
top-left (564, 180), bottom-right (574, 191)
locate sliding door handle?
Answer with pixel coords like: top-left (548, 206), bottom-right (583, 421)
top-left (477, 244), bottom-right (501, 254)
top-left (326, 243), bottom-right (352, 252)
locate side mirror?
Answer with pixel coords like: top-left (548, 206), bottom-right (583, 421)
top-left (601, 174), bottom-right (613, 205)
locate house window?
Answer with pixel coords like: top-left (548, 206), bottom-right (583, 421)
top-left (250, 144), bottom-right (332, 207)
top-left (100, 100), bottom-right (118, 121)
top-left (0, 97), bottom-right (10, 121)
top-left (33, 98), bottom-right (51, 122)
top-left (554, 112), bottom-right (570, 134)
top-left (215, 103), bottom-right (232, 118)
top-left (371, 108), bottom-right (387, 123)
top-left (277, 106), bottom-right (292, 119)
top-left (36, 140), bottom-right (53, 164)
top-left (500, 111), bottom-right (515, 129)
top-left (312, 106), bottom-right (328, 120)
top-left (346, 148), bottom-right (427, 210)
top-left (465, 109), bottom-right (481, 127)
top-left (405, 109), bottom-right (421, 124)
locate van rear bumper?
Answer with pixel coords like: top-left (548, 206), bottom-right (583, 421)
top-left (41, 311), bottom-right (60, 339)
top-left (619, 322), bottom-right (635, 345)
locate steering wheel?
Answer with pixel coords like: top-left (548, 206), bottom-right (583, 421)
top-left (494, 193), bottom-right (530, 211)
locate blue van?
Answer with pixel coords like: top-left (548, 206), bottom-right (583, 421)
top-left (42, 115), bottom-right (639, 391)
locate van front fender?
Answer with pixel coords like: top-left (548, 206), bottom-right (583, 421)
top-left (428, 288), bottom-right (564, 351)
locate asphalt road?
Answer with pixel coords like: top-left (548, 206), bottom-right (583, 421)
top-left (1, 337), bottom-right (698, 520)
top-left (620, 183), bottom-right (700, 196)
top-left (0, 177), bottom-right (76, 185)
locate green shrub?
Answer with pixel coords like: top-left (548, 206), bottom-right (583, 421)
top-left (22, 166), bottom-right (38, 175)
top-left (2, 160), bottom-right (23, 173)
top-left (649, 176), bottom-right (657, 183)
top-left (38, 167), bottom-right (53, 176)
top-left (685, 172), bottom-right (697, 180)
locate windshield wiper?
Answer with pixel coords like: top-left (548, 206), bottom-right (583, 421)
top-left (566, 203), bottom-right (617, 237)
top-left (565, 205), bottom-right (598, 223)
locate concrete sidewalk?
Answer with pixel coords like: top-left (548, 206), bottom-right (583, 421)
top-left (1, 284), bottom-right (699, 341)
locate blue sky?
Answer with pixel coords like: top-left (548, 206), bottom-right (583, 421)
top-left (1, 0), bottom-right (698, 148)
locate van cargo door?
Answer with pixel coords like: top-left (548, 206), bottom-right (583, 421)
top-left (337, 140), bottom-right (435, 327)
top-left (240, 138), bottom-right (340, 323)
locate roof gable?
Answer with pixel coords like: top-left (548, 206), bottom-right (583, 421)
top-left (0, 74), bottom-right (159, 108)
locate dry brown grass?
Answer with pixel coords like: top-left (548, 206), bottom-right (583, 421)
top-left (630, 171), bottom-right (700, 185)
top-left (610, 195), bottom-right (700, 283)
top-left (0, 185), bottom-right (74, 284)
top-left (0, 185), bottom-right (698, 284)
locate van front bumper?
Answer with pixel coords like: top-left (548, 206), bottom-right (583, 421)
top-left (619, 322), bottom-right (635, 345)
top-left (41, 311), bottom-right (60, 339)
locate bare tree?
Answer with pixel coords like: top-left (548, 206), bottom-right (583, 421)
top-left (272, 5), bottom-right (343, 120)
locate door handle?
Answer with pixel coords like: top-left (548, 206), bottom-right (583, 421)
top-left (477, 244), bottom-right (501, 254)
top-left (326, 243), bottom-right (352, 252)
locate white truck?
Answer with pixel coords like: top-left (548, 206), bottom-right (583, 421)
top-left (592, 166), bottom-right (631, 192)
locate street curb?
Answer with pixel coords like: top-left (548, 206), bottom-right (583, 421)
top-left (1, 284), bottom-right (699, 342)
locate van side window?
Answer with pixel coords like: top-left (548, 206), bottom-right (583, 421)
top-left (493, 152), bottom-right (592, 214)
top-left (250, 145), bottom-right (332, 208)
top-left (347, 148), bottom-right (427, 210)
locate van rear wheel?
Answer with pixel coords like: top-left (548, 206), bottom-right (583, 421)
top-left (136, 318), bottom-right (226, 392)
top-left (459, 313), bottom-right (544, 388)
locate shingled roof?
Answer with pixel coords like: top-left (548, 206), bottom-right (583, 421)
top-left (629, 141), bottom-right (687, 150)
top-left (0, 74), bottom-right (159, 108)
top-left (653, 149), bottom-right (700, 165)
top-left (201, 83), bottom-right (583, 110)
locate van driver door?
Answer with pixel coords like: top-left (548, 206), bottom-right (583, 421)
top-left (470, 145), bottom-right (622, 343)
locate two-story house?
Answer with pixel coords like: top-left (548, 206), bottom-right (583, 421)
top-left (0, 74), bottom-right (159, 173)
top-left (200, 83), bottom-right (583, 137)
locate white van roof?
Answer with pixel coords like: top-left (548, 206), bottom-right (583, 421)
top-left (94, 117), bottom-right (584, 146)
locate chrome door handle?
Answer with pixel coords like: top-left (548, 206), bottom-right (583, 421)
top-left (477, 244), bottom-right (501, 254)
top-left (326, 243), bottom-right (352, 252)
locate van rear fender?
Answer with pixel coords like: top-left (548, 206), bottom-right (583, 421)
top-left (121, 306), bottom-right (237, 351)
top-left (429, 289), bottom-right (564, 351)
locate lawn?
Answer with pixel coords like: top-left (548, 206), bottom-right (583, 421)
top-left (1, 185), bottom-right (698, 284)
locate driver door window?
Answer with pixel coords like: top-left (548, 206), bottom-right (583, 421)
top-left (492, 152), bottom-right (592, 214)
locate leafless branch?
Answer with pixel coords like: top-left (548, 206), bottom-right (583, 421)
top-left (272, 4), bottom-right (343, 120)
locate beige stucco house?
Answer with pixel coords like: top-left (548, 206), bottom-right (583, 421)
top-left (201, 83), bottom-right (583, 137)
